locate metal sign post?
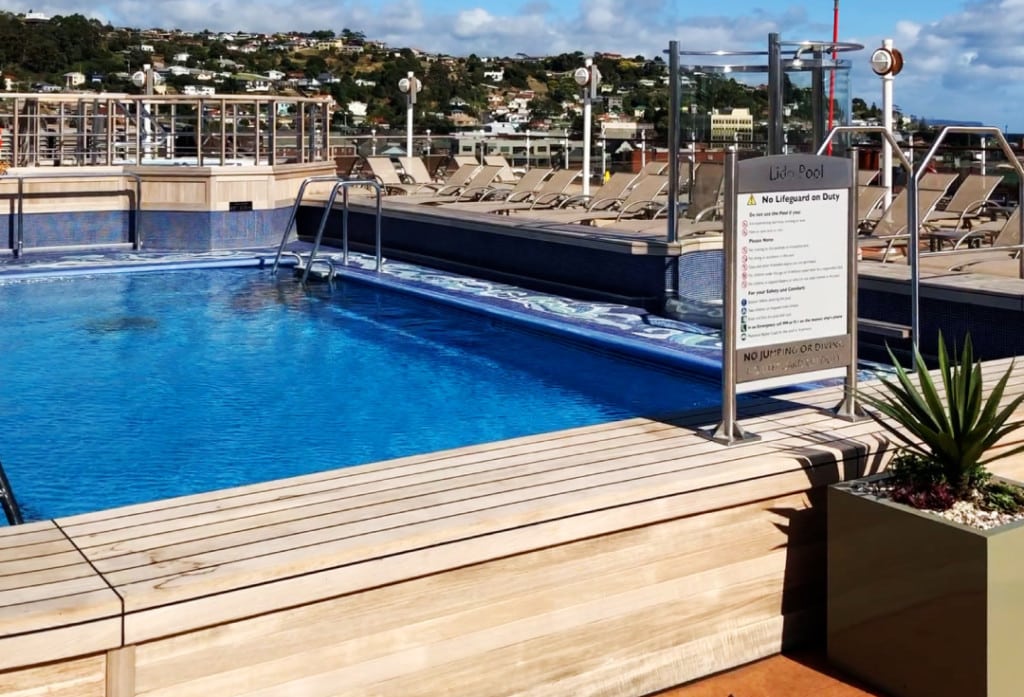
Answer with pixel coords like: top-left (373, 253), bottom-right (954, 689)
top-left (710, 151), bottom-right (856, 445)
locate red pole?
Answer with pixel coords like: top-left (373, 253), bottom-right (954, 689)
top-left (827, 0), bottom-right (839, 155)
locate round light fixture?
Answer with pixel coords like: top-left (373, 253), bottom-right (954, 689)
top-left (131, 71), bottom-right (147, 87)
top-left (870, 47), bottom-right (904, 76)
top-left (573, 67), bottom-right (590, 86)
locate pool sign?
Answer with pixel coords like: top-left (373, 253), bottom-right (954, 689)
top-left (735, 186), bottom-right (849, 384)
top-left (711, 152), bottom-right (857, 444)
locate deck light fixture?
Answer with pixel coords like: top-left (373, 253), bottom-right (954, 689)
top-left (398, 71), bottom-right (422, 157)
top-left (575, 58), bottom-right (601, 195)
top-left (869, 46), bottom-right (903, 76)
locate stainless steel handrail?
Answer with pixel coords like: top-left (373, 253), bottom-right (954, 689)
top-left (5, 170), bottom-right (143, 256)
top-left (270, 174), bottom-right (343, 274)
top-left (303, 180), bottom-right (383, 284)
top-left (0, 458), bottom-right (24, 526)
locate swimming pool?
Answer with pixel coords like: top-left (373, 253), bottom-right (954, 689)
top-left (1, 267), bottom-right (721, 520)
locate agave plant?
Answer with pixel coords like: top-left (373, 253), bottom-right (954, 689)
top-left (861, 332), bottom-right (1024, 500)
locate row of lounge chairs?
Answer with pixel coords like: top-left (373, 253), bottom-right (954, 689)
top-left (857, 172), bottom-right (1009, 262)
top-left (355, 154), bottom-right (725, 240)
top-left (357, 155), bottom-right (1020, 269)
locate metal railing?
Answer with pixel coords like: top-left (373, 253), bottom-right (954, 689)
top-left (0, 459), bottom-right (24, 526)
top-left (0, 92), bottom-right (333, 167)
top-left (271, 175), bottom-right (383, 282)
top-left (3, 170), bottom-right (143, 256)
top-left (304, 180), bottom-right (383, 283)
top-left (915, 127), bottom-right (1024, 280)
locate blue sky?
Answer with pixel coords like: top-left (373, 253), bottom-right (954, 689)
top-left (20, 1), bottom-right (1024, 130)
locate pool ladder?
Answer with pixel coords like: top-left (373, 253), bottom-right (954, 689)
top-left (0, 458), bottom-right (24, 525)
top-left (270, 176), bottom-right (383, 284)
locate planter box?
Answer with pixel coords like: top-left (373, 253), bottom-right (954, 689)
top-left (827, 475), bottom-right (1024, 697)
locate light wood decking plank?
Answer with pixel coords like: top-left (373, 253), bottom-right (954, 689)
top-left (89, 421), bottom-right (875, 585)
top-left (0, 652), bottom-right (107, 697)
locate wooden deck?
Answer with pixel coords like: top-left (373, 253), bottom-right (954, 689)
top-left (3, 362), bottom-right (1024, 696)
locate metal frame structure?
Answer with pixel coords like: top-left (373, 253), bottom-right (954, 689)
top-left (0, 92), bottom-right (333, 167)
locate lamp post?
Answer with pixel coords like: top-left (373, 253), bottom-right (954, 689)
top-left (574, 57), bottom-right (601, 195)
top-left (525, 129), bottom-right (531, 170)
top-left (563, 131), bottom-right (569, 169)
top-left (370, 128), bottom-right (376, 156)
top-left (425, 128), bottom-right (431, 156)
top-left (640, 128), bottom-right (646, 170)
top-left (398, 71), bottom-right (421, 157)
top-left (870, 39), bottom-right (904, 208)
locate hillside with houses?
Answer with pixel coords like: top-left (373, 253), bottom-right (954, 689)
top-left (0, 11), bottom-right (884, 145)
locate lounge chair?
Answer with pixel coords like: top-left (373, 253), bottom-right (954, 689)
top-left (922, 173), bottom-right (1003, 230)
top-left (602, 162), bottom-right (725, 237)
top-left (942, 208), bottom-right (1023, 274)
top-left (858, 187), bottom-right (949, 262)
top-left (361, 156), bottom-right (440, 195)
top-left (638, 160), bottom-right (669, 176)
top-left (483, 154), bottom-right (518, 183)
top-left (397, 156), bottom-right (440, 186)
top-left (523, 174), bottom-right (670, 227)
top-left (926, 206), bottom-right (1020, 253)
top-left (525, 171), bottom-right (639, 215)
top-left (334, 155), bottom-right (362, 179)
top-left (860, 173), bottom-right (955, 232)
top-left (858, 169), bottom-right (881, 186)
top-left (382, 165), bottom-right (505, 204)
top-left (471, 169), bottom-right (583, 214)
top-left (453, 155), bottom-right (481, 170)
top-left (857, 185), bottom-right (887, 227)
top-left (437, 168), bottom-right (555, 210)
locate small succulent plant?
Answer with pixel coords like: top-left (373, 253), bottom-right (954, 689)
top-left (861, 333), bottom-right (1024, 511)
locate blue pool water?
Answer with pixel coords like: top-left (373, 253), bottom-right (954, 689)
top-left (0, 268), bottom-right (720, 520)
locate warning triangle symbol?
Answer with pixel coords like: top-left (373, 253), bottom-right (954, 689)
top-left (747, 195), bottom-right (757, 206)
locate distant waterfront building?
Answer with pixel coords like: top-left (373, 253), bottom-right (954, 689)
top-left (63, 72), bottom-right (86, 89)
top-left (710, 107), bottom-right (754, 143)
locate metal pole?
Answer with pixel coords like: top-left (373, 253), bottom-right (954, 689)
top-left (405, 72), bottom-right (414, 158)
top-left (719, 148), bottom-right (739, 441)
top-left (1019, 167), bottom-right (1024, 280)
top-left (582, 58), bottom-right (593, 196)
top-left (640, 129), bottom-right (646, 169)
top-left (709, 148), bottom-right (757, 445)
top-left (667, 39), bottom-right (681, 245)
top-left (601, 134), bottom-right (607, 177)
top-left (881, 39), bottom-right (895, 209)
top-left (836, 146), bottom-right (864, 420)
top-left (811, 47), bottom-right (825, 151)
top-left (908, 162), bottom-right (920, 370)
top-left (767, 32), bottom-right (784, 155)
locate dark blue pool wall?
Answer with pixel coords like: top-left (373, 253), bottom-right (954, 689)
top-left (2, 208), bottom-right (291, 252)
top-left (295, 204), bottom-right (676, 311)
top-left (297, 203), bottom-right (1024, 364)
